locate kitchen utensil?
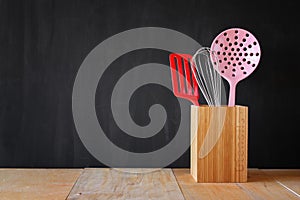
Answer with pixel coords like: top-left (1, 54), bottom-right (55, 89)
top-left (191, 47), bottom-right (226, 159)
top-left (210, 28), bottom-right (261, 106)
top-left (169, 53), bottom-right (200, 106)
top-left (191, 47), bottom-right (223, 106)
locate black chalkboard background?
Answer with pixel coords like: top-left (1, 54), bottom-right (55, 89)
top-left (0, 0), bottom-right (299, 168)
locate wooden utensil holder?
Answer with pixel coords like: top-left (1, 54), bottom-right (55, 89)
top-left (190, 105), bottom-right (248, 183)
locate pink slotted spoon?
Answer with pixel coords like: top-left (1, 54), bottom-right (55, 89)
top-left (211, 28), bottom-right (261, 106)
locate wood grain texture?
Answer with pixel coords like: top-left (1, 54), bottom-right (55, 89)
top-left (262, 169), bottom-right (300, 196)
top-left (173, 168), bottom-right (300, 200)
top-left (191, 105), bottom-right (248, 182)
top-left (0, 168), bottom-right (82, 200)
top-left (67, 168), bottom-right (184, 200)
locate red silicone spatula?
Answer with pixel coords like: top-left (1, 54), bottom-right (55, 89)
top-left (169, 53), bottom-right (200, 106)
top-left (211, 28), bottom-right (261, 106)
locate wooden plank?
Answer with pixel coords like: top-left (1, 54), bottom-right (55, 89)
top-left (173, 168), bottom-right (300, 200)
top-left (0, 168), bottom-right (82, 200)
top-left (67, 168), bottom-right (184, 200)
top-left (173, 168), bottom-right (252, 200)
top-left (190, 105), bottom-right (248, 182)
top-left (262, 169), bottom-right (300, 196)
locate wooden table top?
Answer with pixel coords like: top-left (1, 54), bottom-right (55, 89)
top-left (0, 168), bottom-right (299, 199)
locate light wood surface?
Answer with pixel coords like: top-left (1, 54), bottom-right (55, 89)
top-left (0, 168), bottom-right (299, 199)
top-left (67, 168), bottom-right (184, 200)
top-left (174, 168), bottom-right (300, 200)
top-left (262, 169), bottom-right (300, 196)
top-left (0, 168), bottom-right (82, 200)
top-left (191, 105), bottom-right (248, 182)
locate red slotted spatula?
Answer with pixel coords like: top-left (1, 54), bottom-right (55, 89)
top-left (169, 53), bottom-right (200, 106)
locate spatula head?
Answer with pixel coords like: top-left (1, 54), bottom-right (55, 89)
top-left (169, 53), bottom-right (200, 106)
top-left (211, 28), bottom-right (261, 84)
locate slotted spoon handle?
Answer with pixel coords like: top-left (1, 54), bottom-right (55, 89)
top-left (228, 82), bottom-right (237, 106)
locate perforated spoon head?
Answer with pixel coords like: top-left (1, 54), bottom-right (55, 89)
top-left (211, 28), bottom-right (261, 84)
